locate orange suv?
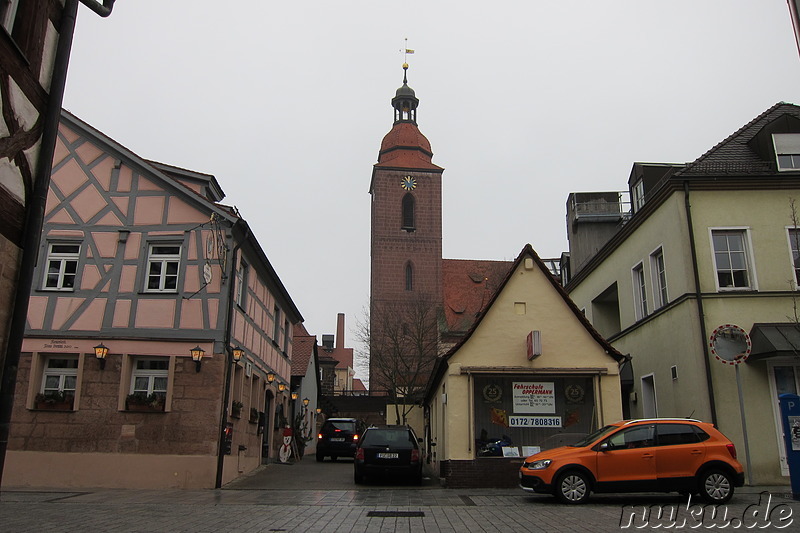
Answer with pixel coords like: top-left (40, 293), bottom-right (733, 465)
top-left (519, 418), bottom-right (744, 504)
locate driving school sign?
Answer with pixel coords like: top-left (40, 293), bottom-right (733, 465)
top-left (513, 382), bottom-right (555, 413)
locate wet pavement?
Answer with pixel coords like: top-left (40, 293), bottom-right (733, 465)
top-left (2, 455), bottom-right (798, 532)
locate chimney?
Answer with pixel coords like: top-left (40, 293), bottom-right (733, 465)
top-left (336, 313), bottom-right (345, 350)
top-left (321, 335), bottom-right (334, 351)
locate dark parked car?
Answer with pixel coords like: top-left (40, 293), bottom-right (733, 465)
top-left (316, 418), bottom-right (364, 462)
top-left (354, 425), bottom-right (423, 484)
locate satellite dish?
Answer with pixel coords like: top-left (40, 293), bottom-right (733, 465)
top-left (709, 324), bottom-right (751, 365)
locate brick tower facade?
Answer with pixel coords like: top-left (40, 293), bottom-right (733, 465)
top-left (369, 65), bottom-right (444, 392)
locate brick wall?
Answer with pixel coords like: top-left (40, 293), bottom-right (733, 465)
top-left (440, 458), bottom-right (526, 489)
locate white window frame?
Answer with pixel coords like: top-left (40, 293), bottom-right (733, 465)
top-left (41, 356), bottom-right (78, 396)
top-left (42, 242), bottom-right (81, 291)
top-left (631, 262), bottom-right (648, 321)
top-left (130, 358), bottom-right (169, 397)
top-left (773, 133), bottom-right (800, 171)
top-left (709, 227), bottom-right (757, 291)
top-left (273, 306), bottom-right (281, 344)
top-left (649, 246), bottom-right (668, 309)
top-left (235, 260), bottom-right (248, 308)
top-left (632, 178), bottom-right (645, 212)
top-left (0, 0), bottom-right (19, 34)
top-left (786, 227), bottom-right (800, 288)
top-left (145, 243), bottom-right (181, 293)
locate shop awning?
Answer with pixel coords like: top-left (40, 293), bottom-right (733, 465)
top-left (748, 323), bottom-right (800, 362)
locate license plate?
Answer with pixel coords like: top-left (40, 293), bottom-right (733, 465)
top-left (330, 437), bottom-right (344, 442)
top-left (377, 452), bottom-right (398, 459)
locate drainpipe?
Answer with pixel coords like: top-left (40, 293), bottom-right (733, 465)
top-left (215, 222), bottom-right (248, 488)
top-left (684, 181), bottom-right (718, 426)
top-left (79, 0), bottom-right (115, 17)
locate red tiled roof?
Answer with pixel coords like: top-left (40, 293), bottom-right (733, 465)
top-left (441, 258), bottom-right (514, 334)
top-left (291, 324), bottom-right (315, 376)
top-left (352, 378), bottom-right (366, 391)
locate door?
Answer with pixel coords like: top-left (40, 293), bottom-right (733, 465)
top-left (654, 423), bottom-right (706, 488)
top-left (595, 424), bottom-right (657, 489)
top-left (641, 374), bottom-right (657, 418)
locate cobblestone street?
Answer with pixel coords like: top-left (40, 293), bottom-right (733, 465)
top-left (2, 457), bottom-right (798, 532)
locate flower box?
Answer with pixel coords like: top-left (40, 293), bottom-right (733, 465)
top-left (249, 407), bottom-right (260, 424)
top-left (34, 392), bottom-right (74, 411)
top-left (231, 401), bottom-right (243, 418)
top-left (35, 400), bottom-right (73, 411)
top-left (125, 392), bottom-right (165, 412)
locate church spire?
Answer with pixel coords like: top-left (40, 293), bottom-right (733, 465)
top-left (392, 63), bottom-right (419, 125)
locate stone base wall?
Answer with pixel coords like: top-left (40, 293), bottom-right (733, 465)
top-left (0, 234), bottom-right (21, 370)
top-left (2, 450), bottom-right (218, 489)
top-left (439, 458), bottom-right (525, 489)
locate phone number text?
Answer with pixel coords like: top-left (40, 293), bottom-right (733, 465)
top-left (509, 416), bottom-right (562, 428)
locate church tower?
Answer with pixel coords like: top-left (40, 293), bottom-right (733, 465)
top-left (369, 64), bottom-right (444, 392)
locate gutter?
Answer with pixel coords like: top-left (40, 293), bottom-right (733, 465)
top-left (684, 181), bottom-right (718, 426)
top-left (215, 221), bottom-right (248, 489)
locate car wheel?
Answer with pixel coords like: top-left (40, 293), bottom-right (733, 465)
top-left (354, 470), bottom-right (363, 484)
top-left (555, 471), bottom-right (591, 504)
top-left (316, 452), bottom-right (324, 462)
top-left (698, 469), bottom-right (734, 504)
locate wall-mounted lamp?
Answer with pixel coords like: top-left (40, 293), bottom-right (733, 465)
top-left (266, 372), bottom-right (275, 383)
top-left (94, 342), bottom-right (109, 370)
top-left (190, 345), bottom-right (205, 373)
top-left (231, 346), bottom-right (244, 363)
top-left (303, 397), bottom-right (310, 407)
top-left (291, 391), bottom-right (298, 401)
top-left (315, 407), bottom-right (322, 414)
top-left (277, 382), bottom-right (286, 393)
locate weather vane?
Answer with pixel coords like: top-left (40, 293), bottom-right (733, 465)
top-left (401, 38), bottom-right (414, 68)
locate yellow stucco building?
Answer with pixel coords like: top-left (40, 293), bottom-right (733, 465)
top-left (424, 245), bottom-right (625, 488)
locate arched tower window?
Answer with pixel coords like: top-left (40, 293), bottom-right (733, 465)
top-left (402, 193), bottom-right (415, 231)
top-left (405, 262), bottom-right (413, 291)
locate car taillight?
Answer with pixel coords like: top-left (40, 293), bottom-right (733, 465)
top-left (411, 449), bottom-right (419, 462)
top-left (726, 443), bottom-right (737, 459)
top-left (355, 448), bottom-right (364, 460)
top-left (317, 433), bottom-right (322, 440)
top-left (353, 434), bottom-right (359, 441)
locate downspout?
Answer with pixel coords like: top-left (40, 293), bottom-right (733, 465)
top-left (79, 0), bottom-right (115, 17)
top-left (215, 222), bottom-right (248, 489)
top-left (684, 181), bottom-right (718, 426)
top-left (0, 0), bottom-right (82, 486)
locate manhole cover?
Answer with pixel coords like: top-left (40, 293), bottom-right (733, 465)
top-left (367, 511), bottom-right (425, 518)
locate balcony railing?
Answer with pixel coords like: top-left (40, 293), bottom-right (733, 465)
top-left (570, 191), bottom-right (631, 222)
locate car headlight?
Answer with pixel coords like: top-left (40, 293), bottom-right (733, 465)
top-left (523, 459), bottom-right (551, 470)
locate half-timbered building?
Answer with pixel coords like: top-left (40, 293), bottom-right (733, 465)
top-left (3, 110), bottom-right (302, 489)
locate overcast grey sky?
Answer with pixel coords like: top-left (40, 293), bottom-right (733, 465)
top-left (64, 1), bottom-right (800, 379)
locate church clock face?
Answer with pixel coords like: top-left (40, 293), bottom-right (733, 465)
top-left (400, 176), bottom-right (417, 191)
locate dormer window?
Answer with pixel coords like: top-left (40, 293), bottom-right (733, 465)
top-left (773, 134), bottom-right (800, 171)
